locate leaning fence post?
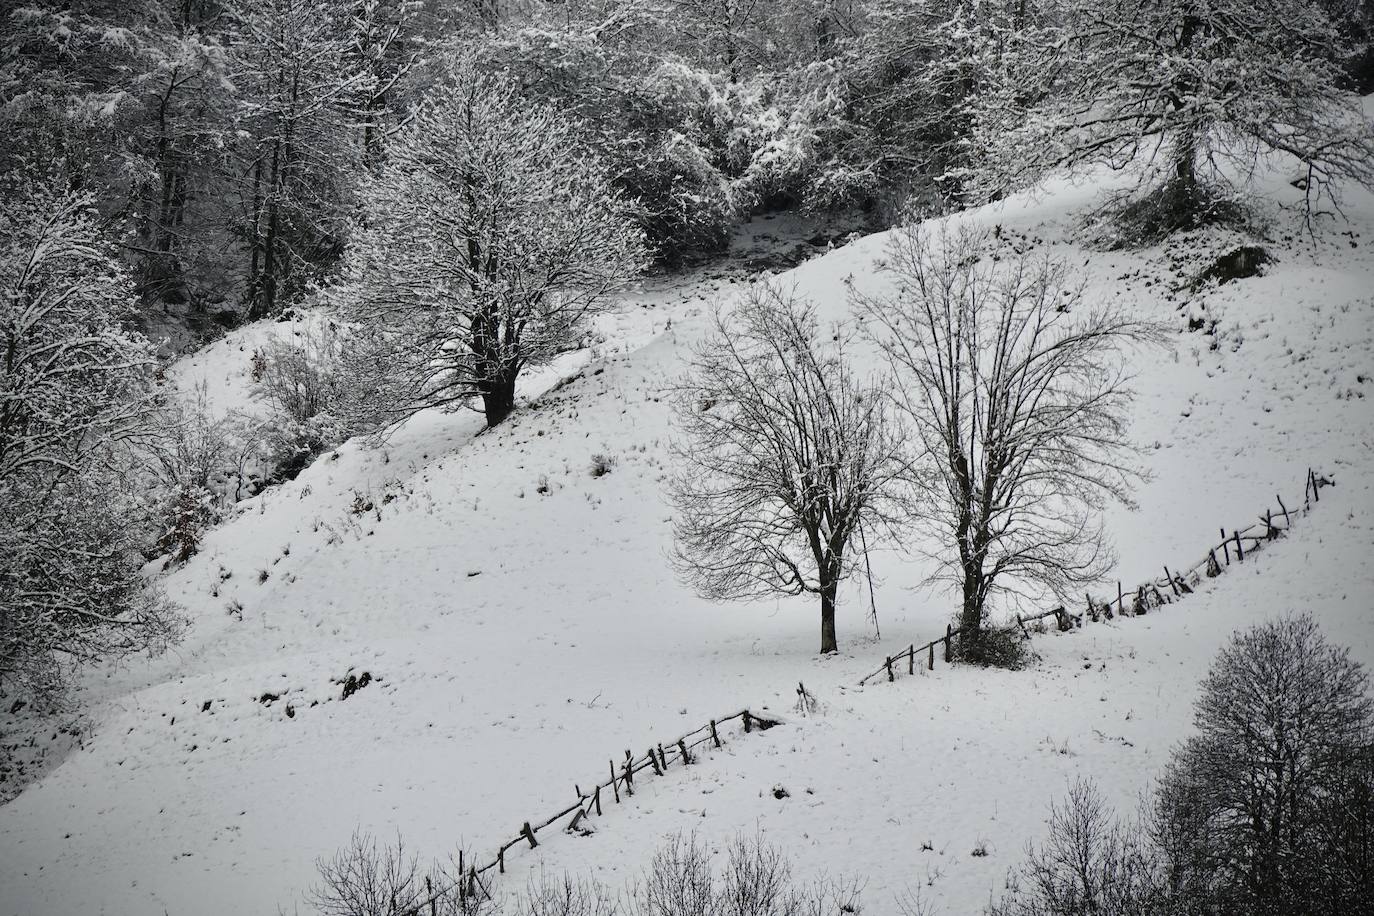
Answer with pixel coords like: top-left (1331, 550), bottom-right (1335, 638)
top-left (649, 747), bottom-right (663, 776)
top-left (609, 761), bottom-right (620, 802)
top-left (1164, 566), bottom-right (1180, 598)
top-left (1234, 530), bottom-right (1244, 561)
top-left (1276, 494), bottom-right (1290, 527)
top-left (521, 821), bottom-right (538, 848)
top-left (470, 865), bottom-right (481, 895)
top-left (1207, 549), bottom-right (1221, 577)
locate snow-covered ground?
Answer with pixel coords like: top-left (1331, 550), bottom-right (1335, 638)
top-left (1, 175), bottom-right (1371, 915)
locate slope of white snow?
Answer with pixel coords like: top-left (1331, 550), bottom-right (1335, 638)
top-left (1, 176), bottom-right (1371, 916)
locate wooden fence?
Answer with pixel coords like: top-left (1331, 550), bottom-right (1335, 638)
top-left (421, 707), bottom-right (781, 906)
top-left (859, 467), bottom-right (1334, 687)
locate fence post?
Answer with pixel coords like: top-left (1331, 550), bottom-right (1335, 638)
top-left (1164, 566), bottom-right (1179, 598)
top-left (928, 641), bottom-right (935, 670)
top-left (885, 656), bottom-right (894, 682)
top-left (609, 761), bottom-right (620, 802)
top-left (521, 821), bottom-right (538, 849)
top-left (623, 750), bottom-right (635, 794)
top-left (678, 738), bottom-right (692, 764)
top-left (498, 846), bottom-right (505, 874)
top-left (743, 710), bottom-right (753, 733)
top-left (1265, 509), bottom-right (1275, 539)
top-left (1276, 494), bottom-right (1290, 527)
top-left (1234, 530), bottom-right (1244, 561)
top-left (1207, 549), bottom-right (1221, 577)
top-left (1117, 581), bottom-right (1124, 615)
top-left (649, 747), bottom-right (663, 776)
top-left (1312, 469), bottom-right (1320, 503)
top-left (1221, 528), bottom-right (1230, 564)
top-left (944, 624), bottom-right (953, 662)
top-left (909, 644), bottom-right (915, 675)
top-left (594, 784), bottom-right (602, 815)
top-left (470, 865), bottom-right (481, 896)
top-left (710, 719), bottom-right (720, 747)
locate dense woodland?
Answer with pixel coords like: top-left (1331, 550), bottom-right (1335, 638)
top-left (3, 0), bottom-right (1374, 701)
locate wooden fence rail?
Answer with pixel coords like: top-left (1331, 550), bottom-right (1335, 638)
top-left (415, 707), bottom-right (781, 908)
top-left (859, 467), bottom-right (1333, 688)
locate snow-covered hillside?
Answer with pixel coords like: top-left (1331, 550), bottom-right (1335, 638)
top-left (2, 176), bottom-right (1372, 916)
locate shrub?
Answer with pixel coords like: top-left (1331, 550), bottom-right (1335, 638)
top-left (991, 779), bottom-right (1167, 916)
top-left (957, 623), bottom-right (1032, 671)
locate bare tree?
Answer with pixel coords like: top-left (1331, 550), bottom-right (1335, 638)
top-left (1154, 614), bottom-right (1374, 914)
top-left (668, 284), bottom-right (906, 654)
top-left (336, 65), bottom-right (647, 430)
top-left (853, 225), bottom-right (1160, 656)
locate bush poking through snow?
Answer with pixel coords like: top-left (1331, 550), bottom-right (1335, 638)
top-left (589, 454), bottom-right (616, 478)
top-left (310, 831), bottom-right (861, 916)
top-left (956, 623), bottom-right (1032, 671)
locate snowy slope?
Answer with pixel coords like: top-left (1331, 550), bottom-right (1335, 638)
top-left (1, 177), bottom-right (1371, 916)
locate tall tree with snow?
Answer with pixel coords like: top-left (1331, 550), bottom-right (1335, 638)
top-left (855, 226), bottom-right (1158, 660)
top-left (668, 285), bottom-right (906, 654)
top-left (969, 0), bottom-right (1374, 233)
top-left (335, 66), bottom-right (646, 430)
top-left (0, 181), bottom-right (182, 703)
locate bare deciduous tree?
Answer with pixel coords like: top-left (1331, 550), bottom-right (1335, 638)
top-left (854, 225), bottom-right (1160, 656)
top-left (1154, 614), bottom-right (1374, 914)
top-left (668, 284), bottom-right (906, 654)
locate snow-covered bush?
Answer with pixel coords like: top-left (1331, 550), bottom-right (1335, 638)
top-left (253, 319), bottom-right (347, 481)
top-left (0, 179), bottom-right (182, 703)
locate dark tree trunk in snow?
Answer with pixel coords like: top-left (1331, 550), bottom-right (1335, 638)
top-left (820, 577), bottom-right (839, 654)
top-left (480, 374), bottom-right (517, 427)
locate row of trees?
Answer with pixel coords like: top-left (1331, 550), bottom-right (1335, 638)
top-left (669, 226), bottom-right (1160, 655)
top-left (6, 0), bottom-right (1371, 336)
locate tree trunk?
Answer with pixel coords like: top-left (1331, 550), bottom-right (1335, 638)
top-left (479, 373), bottom-right (518, 427)
top-left (960, 565), bottom-right (983, 637)
top-left (819, 577), bottom-right (839, 654)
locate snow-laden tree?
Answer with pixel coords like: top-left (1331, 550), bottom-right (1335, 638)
top-left (854, 225), bottom-right (1159, 660)
top-left (668, 285), bottom-right (906, 654)
top-left (0, 181), bottom-right (182, 703)
top-left (969, 0), bottom-right (1374, 234)
top-left (335, 67), bottom-right (647, 429)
